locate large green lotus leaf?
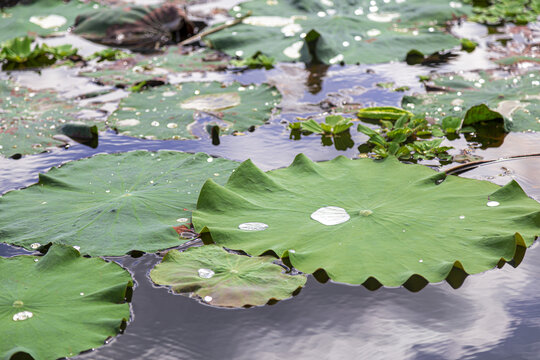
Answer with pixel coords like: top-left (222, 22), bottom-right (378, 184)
top-left (193, 155), bottom-right (540, 287)
top-left (0, 244), bottom-right (132, 360)
top-left (150, 245), bottom-right (306, 307)
top-left (0, 151), bottom-right (239, 256)
top-left (402, 71), bottom-right (540, 132)
top-left (108, 81), bottom-right (280, 140)
top-left (206, 0), bottom-right (471, 64)
top-left (80, 47), bottom-right (229, 86)
top-left (0, 79), bottom-right (103, 158)
top-left (0, 0), bottom-right (98, 42)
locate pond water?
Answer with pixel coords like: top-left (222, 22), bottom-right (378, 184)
top-left (1, 4), bottom-right (540, 360)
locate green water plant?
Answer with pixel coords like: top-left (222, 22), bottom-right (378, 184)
top-left (402, 70), bottom-right (540, 132)
top-left (109, 81), bottom-right (281, 140)
top-left (193, 154), bottom-right (540, 288)
top-left (86, 48), bottom-right (131, 62)
top-left (357, 115), bottom-right (453, 161)
top-left (0, 36), bottom-right (77, 70)
top-left (464, 0), bottom-right (540, 24)
top-left (294, 115), bottom-right (354, 135)
top-left (0, 244), bottom-right (132, 360)
top-left (207, 0), bottom-right (471, 64)
top-left (230, 51), bottom-right (275, 69)
top-left (0, 151), bottom-right (239, 256)
top-left (150, 245), bottom-right (306, 307)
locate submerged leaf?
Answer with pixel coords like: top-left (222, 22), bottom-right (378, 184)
top-left (0, 151), bottom-right (239, 256)
top-left (193, 155), bottom-right (540, 287)
top-left (0, 244), bottom-right (132, 360)
top-left (150, 245), bottom-right (306, 307)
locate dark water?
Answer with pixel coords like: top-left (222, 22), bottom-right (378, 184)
top-left (1, 20), bottom-right (540, 360)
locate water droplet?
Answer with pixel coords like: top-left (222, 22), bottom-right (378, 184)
top-left (80, 292), bottom-right (84, 296)
top-left (34, 259), bottom-right (38, 262)
top-left (367, 12), bottom-right (400, 22)
top-left (459, 215), bottom-right (465, 219)
top-left (176, 218), bottom-right (189, 223)
top-left (289, 249), bottom-right (296, 254)
top-left (198, 268), bottom-right (215, 279)
top-left (73, 246), bottom-right (80, 251)
top-left (230, 269), bottom-right (239, 274)
top-left (41, 201), bottom-right (47, 205)
top-left (204, 296), bottom-right (213, 302)
top-left (29, 14), bottom-right (66, 29)
top-left (239, 222), bottom-right (269, 231)
top-left (105, 190), bottom-right (110, 193)
top-left (367, 29), bottom-right (381, 37)
top-left (311, 206), bottom-right (350, 226)
top-left (419, 259), bottom-right (424, 263)
top-left (117, 119), bottom-right (140, 127)
top-left (151, 121), bottom-right (160, 127)
top-left (13, 311), bottom-right (33, 321)
top-left (487, 201), bottom-right (500, 207)
top-left (30, 243), bottom-right (40, 250)
top-left (342, 41), bottom-right (350, 47)
top-left (402, 229), bottom-right (406, 232)
top-left (359, 209), bottom-right (373, 216)
top-left (181, 92), bottom-right (241, 112)
top-left (12, 300), bottom-right (23, 308)
top-left (207, 157), bottom-right (213, 163)
top-left (235, 50), bottom-right (244, 56)
top-left (167, 123), bottom-right (178, 129)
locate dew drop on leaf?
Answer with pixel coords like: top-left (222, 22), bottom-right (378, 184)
top-left (198, 268), bottom-right (215, 279)
top-left (487, 201), bottom-right (500, 207)
top-left (310, 206), bottom-right (350, 226)
top-left (13, 311), bottom-right (33, 321)
top-left (238, 222), bottom-right (269, 231)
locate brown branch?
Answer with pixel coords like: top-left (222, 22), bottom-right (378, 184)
top-left (179, 11), bottom-right (252, 46)
top-left (445, 153), bottom-right (540, 175)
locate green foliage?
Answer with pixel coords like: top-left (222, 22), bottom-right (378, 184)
top-left (0, 36), bottom-right (77, 70)
top-left (193, 155), bottom-right (540, 287)
top-left (230, 51), bottom-right (275, 69)
top-left (357, 106), bottom-right (413, 121)
top-left (0, 245), bottom-right (132, 360)
top-left (0, 151), bottom-right (239, 256)
top-left (402, 70), bottom-right (540, 132)
top-left (150, 245), bottom-right (306, 308)
top-left (110, 81), bottom-right (281, 140)
top-left (0, 79), bottom-right (104, 157)
top-left (207, 0), bottom-right (470, 64)
top-left (464, 0), bottom-right (540, 24)
top-left (294, 115), bottom-right (353, 135)
top-left (357, 115), bottom-right (453, 161)
top-left (376, 82), bottom-right (410, 92)
top-left (461, 38), bottom-right (478, 52)
top-left (86, 48), bottom-right (131, 62)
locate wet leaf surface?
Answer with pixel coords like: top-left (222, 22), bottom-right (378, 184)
top-left (193, 154), bottom-right (539, 287)
top-left (150, 245), bottom-right (306, 307)
top-left (109, 81), bottom-right (281, 139)
top-left (0, 151), bottom-right (239, 256)
top-left (0, 244), bottom-right (132, 360)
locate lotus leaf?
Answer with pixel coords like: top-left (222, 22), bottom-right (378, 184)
top-left (0, 79), bottom-right (103, 158)
top-left (150, 245), bottom-right (306, 307)
top-left (109, 81), bottom-right (280, 140)
top-left (0, 244), bottom-right (132, 360)
top-left (81, 47), bottom-right (229, 86)
top-left (0, 0), bottom-right (97, 42)
top-left (193, 155), bottom-right (540, 287)
top-left (402, 71), bottom-right (540, 132)
top-left (206, 0), bottom-right (471, 64)
top-left (0, 151), bottom-right (239, 256)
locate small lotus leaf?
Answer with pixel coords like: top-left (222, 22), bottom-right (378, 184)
top-left (193, 155), bottom-right (540, 287)
top-left (150, 245), bottom-right (306, 307)
top-left (108, 81), bottom-right (281, 140)
top-left (206, 0), bottom-right (471, 64)
top-left (0, 244), bottom-right (132, 360)
top-left (0, 151), bottom-right (239, 256)
top-left (402, 71), bottom-right (540, 132)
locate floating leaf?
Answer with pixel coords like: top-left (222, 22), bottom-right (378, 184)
top-left (73, 4), bottom-right (194, 52)
top-left (206, 0), bottom-right (471, 64)
top-left (0, 151), bottom-right (239, 256)
top-left (0, 0), bottom-right (96, 42)
top-left (109, 81), bottom-right (280, 140)
top-left (0, 36), bottom-right (77, 70)
top-left (0, 79), bottom-right (103, 158)
top-left (193, 155), bottom-right (540, 287)
top-left (402, 71), bottom-right (540, 132)
top-left (0, 244), bottom-right (132, 360)
top-left (357, 106), bottom-right (413, 121)
top-left (80, 47), bottom-right (229, 87)
top-left (463, 0), bottom-right (540, 25)
top-left (150, 245), bottom-right (306, 308)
